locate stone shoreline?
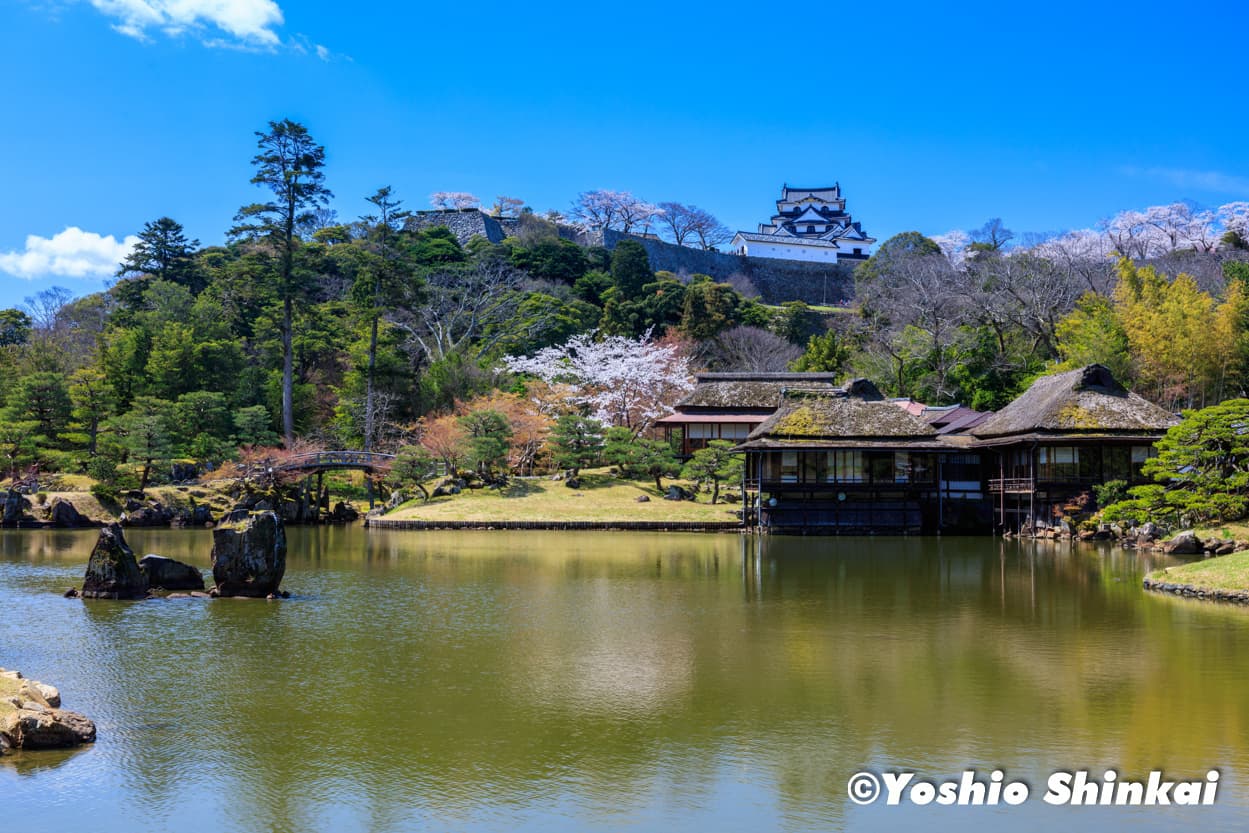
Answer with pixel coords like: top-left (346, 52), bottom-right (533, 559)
top-left (1142, 577), bottom-right (1249, 604)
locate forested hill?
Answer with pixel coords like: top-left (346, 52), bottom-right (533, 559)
top-left (1, 119), bottom-right (1248, 492)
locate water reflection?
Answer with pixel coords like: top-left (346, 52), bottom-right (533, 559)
top-left (2, 528), bottom-right (1248, 832)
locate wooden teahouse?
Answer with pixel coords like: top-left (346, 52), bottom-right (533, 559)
top-left (970, 364), bottom-right (1179, 530)
top-left (735, 379), bottom-right (989, 533)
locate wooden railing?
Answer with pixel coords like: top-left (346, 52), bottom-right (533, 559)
top-left (988, 478), bottom-right (1035, 494)
top-left (275, 451), bottom-right (397, 472)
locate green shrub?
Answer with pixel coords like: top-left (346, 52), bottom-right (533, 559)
top-left (1093, 479), bottom-right (1129, 507)
top-left (90, 482), bottom-right (119, 504)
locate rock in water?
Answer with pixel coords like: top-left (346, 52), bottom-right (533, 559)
top-left (211, 511), bottom-right (286, 598)
top-left (1163, 530), bottom-right (1203, 555)
top-left (0, 708), bottom-right (97, 750)
top-left (82, 524), bottom-right (148, 600)
top-left (139, 554), bottom-right (206, 591)
top-left (2, 489), bottom-right (25, 527)
top-left (0, 668), bottom-right (95, 752)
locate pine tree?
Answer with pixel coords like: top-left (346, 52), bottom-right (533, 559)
top-left (609, 240), bottom-right (652, 298)
top-left (547, 414), bottom-right (604, 476)
top-left (231, 119), bottom-right (332, 446)
top-left (680, 440), bottom-right (742, 504)
top-left (117, 217), bottom-right (201, 290)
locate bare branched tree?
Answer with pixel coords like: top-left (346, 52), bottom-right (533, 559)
top-left (686, 207), bottom-right (733, 250)
top-left (389, 260), bottom-right (524, 365)
top-left (723, 272), bottom-right (761, 299)
top-left (857, 251), bottom-right (968, 400)
top-left (699, 325), bottom-right (803, 372)
top-left (965, 251), bottom-right (1081, 356)
top-left (656, 202), bottom-right (698, 246)
top-left (970, 218), bottom-right (1014, 251)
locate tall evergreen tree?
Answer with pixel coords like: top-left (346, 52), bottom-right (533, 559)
top-left (117, 217), bottom-right (201, 290)
top-left (231, 119), bottom-right (332, 446)
top-left (352, 187), bottom-right (413, 457)
top-left (609, 240), bottom-right (653, 298)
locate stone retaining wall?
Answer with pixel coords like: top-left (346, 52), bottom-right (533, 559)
top-left (601, 230), bottom-right (856, 305)
top-left (1142, 577), bottom-right (1249, 603)
top-left (400, 210), bottom-right (858, 305)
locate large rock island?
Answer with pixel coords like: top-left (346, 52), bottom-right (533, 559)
top-left (0, 669), bottom-right (96, 752)
top-left (81, 523), bottom-right (148, 600)
top-left (211, 510), bottom-right (287, 598)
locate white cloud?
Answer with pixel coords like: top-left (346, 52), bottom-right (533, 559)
top-left (0, 227), bottom-right (139, 281)
top-left (315, 43), bottom-right (329, 61)
top-left (88, 0), bottom-right (284, 47)
top-left (1120, 165), bottom-right (1249, 196)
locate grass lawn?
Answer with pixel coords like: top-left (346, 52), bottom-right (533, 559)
top-left (1147, 551), bottom-right (1249, 593)
top-left (1191, 522), bottom-right (1249, 541)
top-left (384, 470), bottom-right (741, 524)
top-left (14, 483), bottom-right (235, 525)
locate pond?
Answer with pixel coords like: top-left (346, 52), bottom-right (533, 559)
top-left (3, 527), bottom-right (1248, 832)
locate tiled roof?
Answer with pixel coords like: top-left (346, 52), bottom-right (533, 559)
top-left (732, 231), bottom-right (844, 249)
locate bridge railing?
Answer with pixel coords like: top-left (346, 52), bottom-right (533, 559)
top-left (275, 451), bottom-right (397, 471)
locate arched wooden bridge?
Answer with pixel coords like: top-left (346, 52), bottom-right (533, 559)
top-left (274, 451), bottom-right (396, 474)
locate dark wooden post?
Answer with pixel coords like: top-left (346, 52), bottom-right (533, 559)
top-left (315, 471), bottom-right (324, 524)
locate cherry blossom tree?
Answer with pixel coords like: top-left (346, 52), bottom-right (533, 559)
top-left (429, 191), bottom-right (481, 210)
top-left (930, 230), bottom-right (971, 267)
top-left (1101, 209), bottom-right (1156, 259)
top-left (1217, 202), bottom-right (1249, 246)
top-left (1145, 202), bottom-right (1217, 253)
top-left (568, 190), bottom-right (661, 234)
top-left (1030, 228), bottom-right (1116, 293)
top-left (490, 195), bottom-right (525, 217)
top-left (501, 329), bottom-right (694, 432)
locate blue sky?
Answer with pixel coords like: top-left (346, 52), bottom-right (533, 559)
top-left (3, 0), bottom-right (1248, 301)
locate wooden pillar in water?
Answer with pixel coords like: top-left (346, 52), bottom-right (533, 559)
top-left (999, 453), bottom-right (1006, 532)
top-left (315, 471), bottom-right (324, 524)
top-left (741, 454), bottom-right (748, 529)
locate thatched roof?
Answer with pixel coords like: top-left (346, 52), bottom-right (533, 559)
top-left (972, 365), bottom-right (1178, 440)
top-left (738, 381), bottom-right (942, 449)
top-left (678, 372), bottom-right (846, 410)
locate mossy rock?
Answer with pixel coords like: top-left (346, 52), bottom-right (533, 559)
top-left (81, 524), bottom-right (148, 600)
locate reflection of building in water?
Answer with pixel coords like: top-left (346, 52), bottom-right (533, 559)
top-left (509, 588), bottom-right (695, 715)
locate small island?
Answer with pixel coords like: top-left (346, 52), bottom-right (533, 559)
top-left (0, 669), bottom-right (95, 753)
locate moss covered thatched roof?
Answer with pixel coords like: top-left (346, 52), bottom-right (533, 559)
top-left (680, 372), bottom-right (845, 410)
top-left (739, 380), bottom-right (941, 448)
top-left (972, 365), bottom-right (1178, 440)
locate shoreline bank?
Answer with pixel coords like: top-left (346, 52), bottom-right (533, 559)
top-left (365, 518), bottom-right (743, 532)
top-left (1142, 577), bottom-right (1249, 604)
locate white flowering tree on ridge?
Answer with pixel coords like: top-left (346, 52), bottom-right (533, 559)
top-left (501, 330), bottom-right (693, 434)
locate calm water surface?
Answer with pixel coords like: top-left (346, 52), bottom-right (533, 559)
top-left (3, 528), bottom-right (1249, 832)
